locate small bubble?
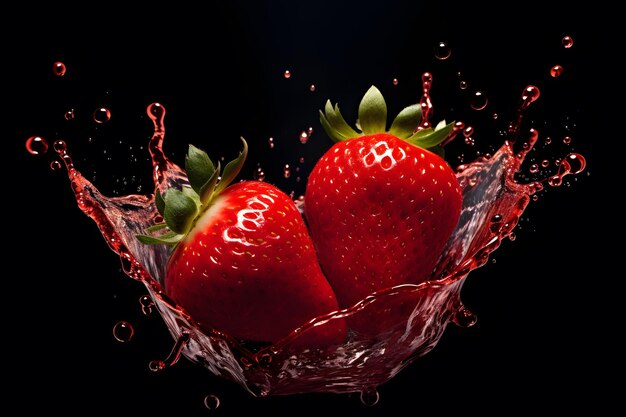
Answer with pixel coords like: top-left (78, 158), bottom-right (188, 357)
top-left (360, 387), bottom-right (380, 407)
top-left (521, 85), bottom-right (540, 109)
top-left (53, 139), bottom-right (67, 152)
top-left (64, 109), bottom-right (76, 120)
top-left (53, 61), bottom-right (66, 76)
top-left (529, 164), bottom-right (539, 173)
top-left (434, 41), bottom-right (451, 60)
top-left (470, 91), bottom-right (488, 110)
top-left (541, 159), bottom-right (550, 168)
top-left (309, 84), bottom-right (316, 92)
top-left (25, 136), bottom-right (49, 155)
top-left (204, 394), bottom-right (221, 411)
top-left (563, 136), bottom-right (572, 144)
top-left (94, 107), bottom-right (111, 124)
top-left (283, 70), bottom-right (291, 79)
top-left (50, 160), bottom-right (62, 171)
top-left (299, 131), bottom-right (309, 144)
top-left (492, 113), bottom-right (498, 120)
top-left (491, 214), bottom-right (502, 223)
top-left (283, 164), bottom-right (291, 178)
top-left (139, 295), bottom-right (154, 315)
top-left (392, 78), bottom-right (399, 86)
top-left (545, 137), bottom-right (552, 145)
top-left (113, 321), bottom-right (134, 343)
top-left (299, 156), bottom-right (305, 163)
top-left (508, 232), bottom-right (517, 241)
top-left (532, 194), bottom-right (539, 201)
top-left (459, 80), bottom-right (467, 90)
top-left (149, 360), bottom-right (165, 372)
top-left (268, 137), bottom-right (275, 149)
top-left (562, 35), bottom-right (574, 48)
top-left (550, 65), bottom-right (564, 78)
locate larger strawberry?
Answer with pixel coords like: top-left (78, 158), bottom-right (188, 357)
top-left (304, 86), bottom-right (463, 336)
top-left (138, 139), bottom-right (345, 347)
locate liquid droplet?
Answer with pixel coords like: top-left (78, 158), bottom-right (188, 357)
top-left (203, 394), bottom-right (221, 411)
top-left (139, 295), bottom-right (154, 315)
top-left (392, 78), bottom-right (399, 86)
top-left (459, 80), bottom-right (467, 90)
top-left (299, 131), bottom-right (309, 144)
top-left (52, 139), bottom-right (67, 153)
top-left (521, 85), bottom-right (540, 109)
top-left (492, 113), bottom-right (499, 120)
top-left (470, 91), bottom-right (488, 110)
top-left (529, 164), bottom-right (539, 173)
top-left (93, 107), bottom-right (111, 124)
top-left (434, 41), bottom-right (451, 60)
top-left (550, 65), bottom-right (564, 78)
top-left (25, 136), bottom-right (48, 155)
top-left (268, 137), bottom-right (275, 149)
top-left (50, 160), bottom-right (62, 171)
top-left (64, 109), bottom-right (76, 120)
top-left (113, 321), bottom-right (134, 343)
top-left (53, 61), bottom-right (66, 76)
top-left (283, 70), bottom-right (291, 79)
top-left (562, 35), bottom-right (574, 48)
top-left (548, 153), bottom-right (586, 187)
top-left (563, 136), bottom-right (572, 144)
top-left (283, 164), bottom-right (291, 178)
top-left (360, 387), bottom-right (380, 406)
top-left (149, 332), bottom-right (191, 372)
top-left (309, 84), bottom-right (316, 92)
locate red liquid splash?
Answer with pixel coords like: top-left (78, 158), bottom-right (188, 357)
top-left (50, 81), bottom-right (585, 397)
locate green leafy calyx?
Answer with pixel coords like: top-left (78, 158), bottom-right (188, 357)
top-left (136, 138), bottom-right (248, 246)
top-left (319, 85), bottom-right (454, 152)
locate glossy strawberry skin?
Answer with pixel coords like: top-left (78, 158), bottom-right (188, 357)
top-left (304, 133), bottom-right (462, 335)
top-left (165, 180), bottom-right (346, 346)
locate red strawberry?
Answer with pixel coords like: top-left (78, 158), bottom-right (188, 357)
top-left (304, 86), bottom-right (463, 336)
top-left (138, 139), bottom-right (345, 347)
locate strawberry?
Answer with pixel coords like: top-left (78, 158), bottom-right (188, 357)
top-left (138, 139), bottom-right (345, 347)
top-left (304, 86), bottom-right (463, 336)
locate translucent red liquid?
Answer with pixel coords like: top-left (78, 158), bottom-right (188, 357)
top-left (47, 75), bottom-right (586, 397)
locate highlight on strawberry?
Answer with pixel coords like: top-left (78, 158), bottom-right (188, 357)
top-left (137, 138), bottom-right (346, 347)
top-left (304, 86), bottom-right (463, 336)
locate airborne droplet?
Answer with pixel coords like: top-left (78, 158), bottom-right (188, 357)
top-left (50, 160), bottom-right (62, 171)
top-left (283, 70), bottom-right (291, 79)
top-left (25, 136), bottom-right (49, 155)
top-left (309, 84), bottom-right (316, 92)
top-left (469, 91), bottom-right (488, 110)
top-left (392, 78), bottom-right (399, 86)
top-left (64, 109), bottom-right (76, 120)
top-left (268, 137), bottom-right (275, 149)
top-left (360, 387), bottom-right (380, 406)
top-left (283, 164), bottom-right (291, 178)
top-left (299, 131), bottom-right (309, 144)
top-left (113, 321), bottom-right (134, 343)
top-left (53, 61), bottom-right (66, 76)
top-left (521, 85), bottom-right (540, 109)
top-left (562, 35), bottom-right (574, 49)
top-left (203, 394), bottom-right (221, 411)
top-left (550, 65), bottom-right (564, 78)
top-left (434, 41), bottom-right (451, 60)
top-left (93, 107), bottom-right (111, 124)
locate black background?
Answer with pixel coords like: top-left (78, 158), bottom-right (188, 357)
top-left (7, 2), bottom-right (621, 416)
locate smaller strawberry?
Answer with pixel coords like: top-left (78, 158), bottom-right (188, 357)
top-left (138, 139), bottom-right (346, 347)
